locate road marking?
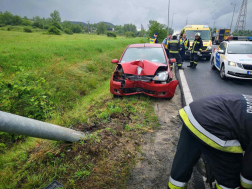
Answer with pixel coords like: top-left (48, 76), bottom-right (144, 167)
top-left (179, 69), bottom-right (193, 105)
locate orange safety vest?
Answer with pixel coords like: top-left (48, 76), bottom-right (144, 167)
top-left (149, 38), bottom-right (156, 43)
top-left (164, 38), bottom-right (169, 49)
top-left (180, 38), bottom-right (189, 49)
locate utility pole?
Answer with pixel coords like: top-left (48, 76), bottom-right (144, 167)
top-left (213, 19), bottom-right (216, 30)
top-left (230, 3), bottom-right (236, 32)
top-left (235, 0), bottom-right (247, 31)
top-left (167, 0), bottom-right (170, 35)
top-left (87, 21), bottom-right (90, 33)
top-left (185, 17), bottom-right (188, 25)
top-left (171, 13), bottom-right (177, 32)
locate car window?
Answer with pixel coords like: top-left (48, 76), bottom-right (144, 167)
top-left (120, 47), bottom-right (167, 64)
top-left (219, 42), bottom-right (226, 52)
top-left (227, 44), bottom-right (252, 54)
top-left (186, 30), bottom-right (210, 40)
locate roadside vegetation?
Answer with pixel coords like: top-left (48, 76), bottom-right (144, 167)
top-left (0, 31), bottom-right (159, 188)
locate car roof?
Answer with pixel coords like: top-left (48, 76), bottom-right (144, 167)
top-left (226, 41), bottom-right (252, 44)
top-left (128, 43), bottom-right (162, 48)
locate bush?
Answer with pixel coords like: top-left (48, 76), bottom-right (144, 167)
top-left (32, 21), bottom-right (43, 29)
top-left (51, 22), bottom-right (61, 30)
top-left (7, 27), bottom-right (11, 31)
top-left (125, 31), bottom-right (135, 38)
top-left (23, 27), bottom-right (32, 33)
top-left (0, 23), bottom-right (5, 27)
top-left (107, 32), bottom-right (117, 37)
top-left (47, 26), bottom-right (61, 35)
top-left (44, 25), bottom-right (49, 29)
top-left (64, 28), bottom-right (73, 35)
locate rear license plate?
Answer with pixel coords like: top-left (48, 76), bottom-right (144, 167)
top-left (247, 71), bottom-right (252, 75)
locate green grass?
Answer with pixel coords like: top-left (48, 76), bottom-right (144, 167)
top-left (0, 31), bottom-right (160, 188)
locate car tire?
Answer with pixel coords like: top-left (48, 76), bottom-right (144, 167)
top-left (113, 94), bottom-right (121, 98)
top-left (206, 57), bottom-right (211, 61)
top-left (166, 96), bottom-right (174, 100)
top-left (220, 64), bottom-right (226, 80)
top-left (211, 58), bottom-right (216, 70)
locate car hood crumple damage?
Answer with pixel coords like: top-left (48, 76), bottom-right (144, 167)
top-left (119, 60), bottom-right (168, 75)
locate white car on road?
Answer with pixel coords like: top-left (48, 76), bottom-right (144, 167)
top-left (211, 41), bottom-right (252, 79)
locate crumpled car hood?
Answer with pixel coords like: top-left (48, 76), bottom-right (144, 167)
top-left (119, 60), bottom-right (168, 75)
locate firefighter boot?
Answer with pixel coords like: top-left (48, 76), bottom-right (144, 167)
top-left (192, 63), bottom-right (197, 69)
top-left (187, 62), bottom-right (194, 67)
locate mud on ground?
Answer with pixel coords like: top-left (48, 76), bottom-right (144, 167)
top-left (126, 83), bottom-right (203, 189)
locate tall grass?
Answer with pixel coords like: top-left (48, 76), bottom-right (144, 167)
top-left (0, 31), bottom-right (144, 119)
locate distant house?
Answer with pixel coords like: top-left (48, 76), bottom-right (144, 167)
top-left (107, 28), bottom-right (114, 31)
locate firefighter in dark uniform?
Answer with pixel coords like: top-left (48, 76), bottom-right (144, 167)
top-left (179, 33), bottom-right (190, 63)
top-left (168, 34), bottom-right (183, 69)
top-left (168, 94), bottom-right (252, 189)
top-left (149, 33), bottom-right (158, 43)
top-left (188, 32), bottom-right (204, 68)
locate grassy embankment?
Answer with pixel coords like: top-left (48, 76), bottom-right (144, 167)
top-left (0, 31), bottom-right (159, 188)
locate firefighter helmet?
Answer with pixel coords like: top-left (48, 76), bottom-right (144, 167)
top-left (195, 32), bottom-right (201, 37)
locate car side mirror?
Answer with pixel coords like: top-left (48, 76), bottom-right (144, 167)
top-left (169, 58), bottom-right (176, 63)
top-left (111, 59), bottom-right (119, 64)
top-left (217, 50), bottom-right (224, 54)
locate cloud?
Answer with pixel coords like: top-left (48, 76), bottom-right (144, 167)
top-left (0, 0), bottom-right (251, 31)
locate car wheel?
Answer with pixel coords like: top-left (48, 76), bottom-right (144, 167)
top-left (211, 58), bottom-right (216, 70)
top-left (220, 64), bottom-right (226, 80)
top-left (113, 94), bottom-right (121, 98)
top-left (206, 57), bottom-right (211, 61)
top-left (166, 96), bottom-right (174, 100)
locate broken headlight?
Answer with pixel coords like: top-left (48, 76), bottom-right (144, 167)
top-left (153, 71), bottom-right (168, 81)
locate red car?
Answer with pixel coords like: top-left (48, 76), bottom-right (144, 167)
top-left (110, 43), bottom-right (179, 99)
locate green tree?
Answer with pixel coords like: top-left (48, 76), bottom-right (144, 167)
top-left (123, 24), bottom-right (137, 34)
top-left (97, 22), bottom-right (107, 34)
top-left (50, 10), bottom-right (61, 23)
top-left (148, 20), bottom-right (167, 42)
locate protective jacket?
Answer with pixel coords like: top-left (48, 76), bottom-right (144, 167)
top-left (168, 40), bottom-right (180, 53)
top-left (179, 38), bottom-right (189, 50)
top-left (191, 37), bottom-right (203, 53)
top-left (149, 36), bottom-right (158, 44)
top-left (179, 94), bottom-right (252, 188)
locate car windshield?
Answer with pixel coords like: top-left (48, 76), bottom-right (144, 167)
top-left (120, 47), bottom-right (167, 64)
top-left (186, 30), bottom-right (210, 40)
top-left (227, 44), bottom-right (252, 54)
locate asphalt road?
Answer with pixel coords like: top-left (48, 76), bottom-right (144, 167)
top-left (183, 45), bottom-right (252, 101)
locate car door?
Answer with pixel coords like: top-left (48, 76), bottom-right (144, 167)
top-left (215, 42), bottom-right (225, 69)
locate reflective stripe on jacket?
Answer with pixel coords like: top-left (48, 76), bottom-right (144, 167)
top-left (168, 40), bottom-right (180, 53)
top-left (149, 38), bottom-right (156, 43)
top-left (180, 38), bottom-right (189, 50)
top-left (179, 94), bottom-right (252, 187)
top-left (191, 37), bottom-right (203, 53)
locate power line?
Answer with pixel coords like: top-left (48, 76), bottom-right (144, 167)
top-left (235, 0), bottom-right (247, 31)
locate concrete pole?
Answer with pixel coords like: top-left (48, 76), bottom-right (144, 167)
top-left (167, 0), bottom-right (170, 35)
top-left (0, 111), bottom-right (85, 142)
top-left (230, 3), bottom-right (236, 33)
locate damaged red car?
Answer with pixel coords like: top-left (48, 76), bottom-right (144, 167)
top-left (110, 43), bottom-right (179, 99)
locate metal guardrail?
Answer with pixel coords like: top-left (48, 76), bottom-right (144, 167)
top-left (0, 111), bottom-right (85, 142)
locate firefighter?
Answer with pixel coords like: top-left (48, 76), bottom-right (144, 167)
top-left (162, 33), bottom-right (172, 59)
top-left (188, 32), bottom-right (204, 68)
top-left (168, 34), bottom-right (183, 69)
top-left (168, 94), bottom-right (252, 189)
top-left (179, 33), bottom-right (190, 63)
top-left (149, 33), bottom-right (158, 43)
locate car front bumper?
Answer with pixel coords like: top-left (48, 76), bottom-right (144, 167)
top-left (110, 78), bottom-right (179, 98)
top-left (185, 50), bottom-right (212, 58)
top-left (226, 66), bottom-right (252, 79)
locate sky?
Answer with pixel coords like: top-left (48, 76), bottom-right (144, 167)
top-left (0, 0), bottom-right (251, 32)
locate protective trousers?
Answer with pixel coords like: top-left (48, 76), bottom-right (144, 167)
top-left (179, 50), bottom-right (185, 62)
top-left (169, 52), bottom-right (182, 69)
top-left (190, 53), bottom-right (199, 67)
top-left (168, 125), bottom-right (243, 189)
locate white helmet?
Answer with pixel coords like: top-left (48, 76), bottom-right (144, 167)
top-left (195, 32), bottom-right (201, 37)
